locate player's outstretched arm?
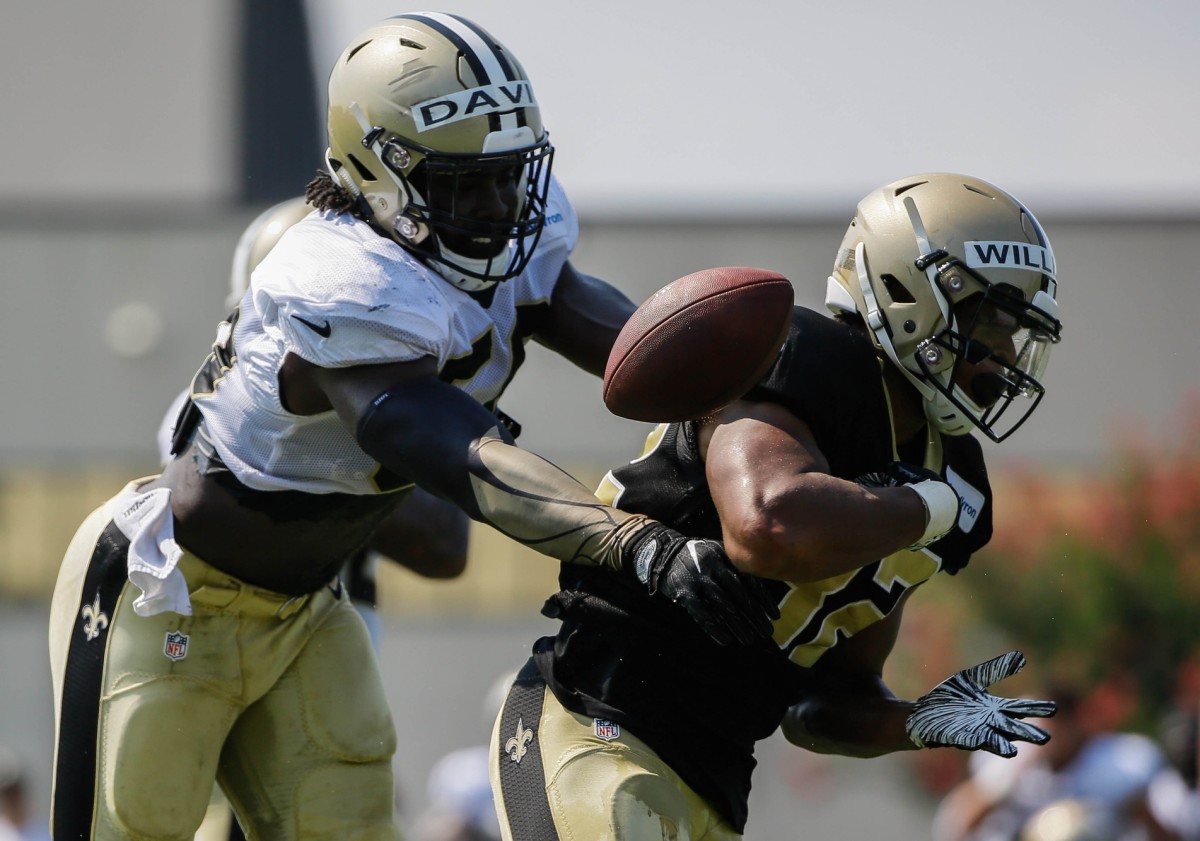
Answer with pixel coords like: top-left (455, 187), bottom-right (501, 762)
top-left (905, 650), bottom-right (1055, 757)
top-left (781, 606), bottom-right (920, 757)
top-left (316, 360), bottom-right (778, 645)
top-left (786, 653), bottom-right (1054, 760)
top-left (531, 261), bottom-right (637, 377)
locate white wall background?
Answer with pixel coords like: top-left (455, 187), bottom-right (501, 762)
top-left (0, 5), bottom-right (1198, 838)
top-left (5, 1), bottom-right (1194, 216)
top-left (304, 0), bottom-right (1200, 217)
top-left (0, 2), bottom-right (238, 205)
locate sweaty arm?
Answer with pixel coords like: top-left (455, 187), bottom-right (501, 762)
top-left (532, 261), bottom-right (637, 376)
top-left (702, 399), bottom-right (932, 581)
top-left (783, 597), bottom-right (1056, 758)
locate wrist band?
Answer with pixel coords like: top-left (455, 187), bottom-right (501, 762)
top-left (907, 480), bottom-right (958, 548)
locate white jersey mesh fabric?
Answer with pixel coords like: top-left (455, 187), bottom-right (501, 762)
top-left (192, 177), bottom-right (578, 495)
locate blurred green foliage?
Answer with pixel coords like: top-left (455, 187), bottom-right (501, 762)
top-left (893, 399), bottom-right (1200, 795)
top-left (960, 399), bottom-right (1200, 732)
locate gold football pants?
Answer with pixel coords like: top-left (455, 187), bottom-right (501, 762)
top-left (489, 658), bottom-right (740, 841)
top-left (49, 484), bottom-right (400, 841)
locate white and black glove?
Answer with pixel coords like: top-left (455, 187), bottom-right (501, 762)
top-left (856, 461), bottom-right (960, 550)
top-left (906, 651), bottom-right (1056, 757)
top-left (623, 522), bottom-right (780, 646)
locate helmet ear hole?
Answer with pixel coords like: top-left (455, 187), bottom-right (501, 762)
top-left (347, 154), bottom-right (377, 182)
top-left (882, 274), bottom-right (915, 303)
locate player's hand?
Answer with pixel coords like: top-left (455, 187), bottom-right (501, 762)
top-left (622, 522), bottom-right (780, 646)
top-left (856, 461), bottom-right (960, 549)
top-left (906, 651), bottom-right (1056, 757)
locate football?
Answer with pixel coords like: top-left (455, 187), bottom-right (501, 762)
top-left (603, 266), bottom-right (795, 422)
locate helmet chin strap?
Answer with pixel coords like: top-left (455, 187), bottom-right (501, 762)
top-left (925, 391), bottom-right (976, 436)
top-left (349, 103), bottom-right (432, 249)
top-left (851, 233), bottom-right (976, 438)
top-left (385, 179), bottom-right (507, 293)
top-left (901, 197), bottom-right (982, 437)
top-left (853, 242), bottom-right (938, 404)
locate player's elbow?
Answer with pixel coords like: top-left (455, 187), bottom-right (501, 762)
top-left (377, 544), bottom-right (468, 579)
top-left (722, 503), bottom-right (860, 582)
top-left (418, 548), bottom-right (469, 579)
top-left (722, 507), bottom-right (824, 581)
top-left (401, 528), bottom-right (470, 579)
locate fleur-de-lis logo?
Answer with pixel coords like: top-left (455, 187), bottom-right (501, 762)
top-left (504, 717), bottom-right (534, 764)
top-left (81, 593), bottom-right (109, 642)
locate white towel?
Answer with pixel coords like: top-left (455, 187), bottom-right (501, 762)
top-left (112, 486), bottom-right (191, 617)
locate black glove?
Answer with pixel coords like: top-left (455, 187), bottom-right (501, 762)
top-left (905, 651), bottom-right (1056, 757)
top-left (921, 515), bottom-right (990, 574)
top-left (622, 522), bottom-right (780, 646)
top-left (856, 460), bottom-right (942, 489)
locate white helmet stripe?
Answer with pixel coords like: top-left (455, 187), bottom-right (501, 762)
top-left (418, 13), bottom-right (516, 82)
top-left (903, 196), bottom-right (952, 328)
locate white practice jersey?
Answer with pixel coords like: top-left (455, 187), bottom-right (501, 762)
top-left (189, 177), bottom-right (578, 495)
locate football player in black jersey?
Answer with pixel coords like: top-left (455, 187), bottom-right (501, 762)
top-left (490, 173), bottom-right (1064, 840)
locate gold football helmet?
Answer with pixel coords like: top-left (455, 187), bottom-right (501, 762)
top-left (227, 196), bottom-right (313, 309)
top-left (325, 12), bottom-right (554, 291)
top-left (826, 173), bottom-right (1062, 442)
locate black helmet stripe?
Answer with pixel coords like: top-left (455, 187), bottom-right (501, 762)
top-left (393, 12), bottom-right (527, 132)
top-left (1026, 207), bottom-right (1049, 249)
top-left (394, 12), bottom-right (519, 84)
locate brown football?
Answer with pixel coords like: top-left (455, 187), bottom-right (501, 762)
top-left (603, 267), bottom-right (795, 422)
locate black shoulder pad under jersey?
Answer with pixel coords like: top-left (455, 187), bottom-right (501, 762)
top-left (745, 307), bottom-right (895, 478)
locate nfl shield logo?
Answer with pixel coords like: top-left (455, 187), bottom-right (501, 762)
top-left (594, 719), bottom-right (621, 742)
top-left (163, 631), bottom-right (189, 661)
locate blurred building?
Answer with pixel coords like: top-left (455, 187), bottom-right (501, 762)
top-left (1, 3), bottom-right (1198, 840)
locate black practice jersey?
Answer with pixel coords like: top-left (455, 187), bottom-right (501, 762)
top-left (533, 307), bottom-right (994, 831)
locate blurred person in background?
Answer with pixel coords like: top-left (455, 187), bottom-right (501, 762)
top-left (490, 173), bottom-right (1065, 840)
top-left (412, 671), bottom-right (515, 841)
top-left (934, 686), bottom-right (1196, 841)
top-left (48, 11), bottom-right (774, 841)
top-left (1157, 687), bottom-right (1200, 840)
top-left (0, 747), bottom-right (47, 841)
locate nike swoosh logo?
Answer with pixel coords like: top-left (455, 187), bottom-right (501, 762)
top-left (685, 540), bottom-right (703, 575)
top-left (292, 315), bottom-right (332, 338)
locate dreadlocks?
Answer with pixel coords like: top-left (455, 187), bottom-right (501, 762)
top-left (305, 171), bottom-right (362, 217)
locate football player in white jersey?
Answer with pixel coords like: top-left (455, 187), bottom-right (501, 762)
top-left (155, 195), bottom-right (472, 644)
top-left (155, 197), bottom-right (471, 841)
top-left (47, 13), bottom-right (777, 841)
